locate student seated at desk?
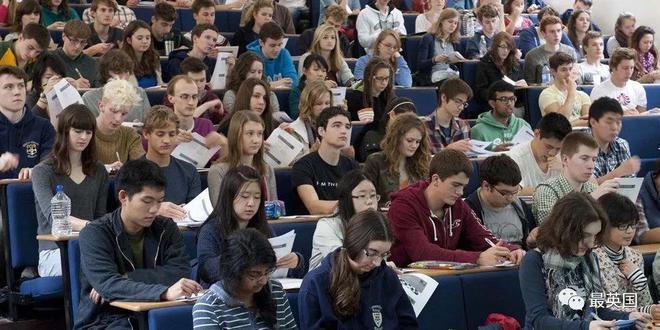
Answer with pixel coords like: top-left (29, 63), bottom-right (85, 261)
top-left (289, 55), bottom-right (335, 120)
top-left (533, 132), bottom-right (618, 223)
top-left (354, 29), bottom-right (412, 88)
top-left (150, 3), bottom-right (192, 56)
top-left (298, 6), bottom-right (351, 59)
top-left (538, 52), bottom-right (591, 127)
top-left (83, 0), bottom-right (124, 57)
top-left (464, 4), bottom-right (499, 59)
top-left (0, 65), bottom-right (55, 180)
top-left (516, 7), bottom-right (573, 57)
top-left (141, 106), bottom-right (201, 221)
top-left (355, 0), bottom-right (406, 54)
top-left (233, 0), bottom-right (274, 55)
top-left (576, 31), bottom-right (610, 85)
top-left (4, 0), bottom-right (42, 43)
top-left (523, 16), bottom-right (577, 84)
top-left (639, 163), bottom-right (660, 242)
top-left (246, 22), bottom-right (299, 90)
top-left (630, 26), bottom-right (660, 84)
top-left (364, 113), bottom-right (430, 207)
top-left (208, 110), bottom-right (277, 208)
top-left (198, 166), bottom-right (301, 288)
top-left (223, 51), bottom-right (281, 114)
top-left (417, 8), bottom-right (462, 86)
top-left (594, 192), bottom-right (659, 316)
top-left (52, 20), bottom-right (97, 89)
top-left (166, 24), bottom-right (223, 82)
top-left (121, 20), bottom-right (164, 89)
top-left (388, 149), bottom-right (525, 266)
top-left (163, 57), bottom-right (225, 125)
top-left (507, 112), bottom-right (571, 195)
top-left (76, 159), bottom-right (202, 329)
top-left (292, 107), bottom-right (359, 215)
top-left (218, 77), bottom-right (283, 138)
top-left (474, 31), bottom-right (526, 107)
top-left (470, 80), bottom-right (531, 151)
top-left (589, 48), bottom-right (647, 115)
top-left (299, 210), bottom-right (417, 329)
top-left (40, 0), bottom-right (80, 31)
top-left (32, 105), bottom-right (109, 277)
top-left (425, 78), bottom-right (473, 154)
top-left (82, 50), bottom-right (151, 123)
top-left (193, 228), bottom-right (298, 329)
top-left (310, 170), bottom-right (379, 270)
top-left (29, 53), bottom-right (72, 119)
top-left (465, 154), bottom-right (537, 249)
top-left (92, 79), bottom-right (145, 170)
top-left (519, 192), bottom-right (651, 329)
top-left (183, 0), bottom-right (226, 45)
top-left (0, 23), bottom-right (49, 76)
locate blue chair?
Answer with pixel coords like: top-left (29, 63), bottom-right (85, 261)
top-left (178, 9), bottom-right (195, 32)
top-left (133, 6), bottom-right (156, 24)
top-left (403, 14), bottom-right (417, 34)
top-left (271, 221), bottom-right (318, 274)
top-left (285, 34), bottom-right (302, 56)
top-left (70, 4), bottom-right (89, 18)
top-left (275, 167), bottom-right (307, 216)
top-left (619, 116), bottom-right (660, 177)
top-left (464, 160), bottom-right (481, 197)
top-left (216, 10), bottom-right (243, 34)
top-left (148, 304), bottom-right (194, 330)
top-left (69, 239), bottom-right (82, 325)
top-left (419, 276), bottom-right (467, 329)
top-left (460, 269), bottom-right (525, 328)
top-left (274, 89), bottom-right (291, 117)
top-left (286, 292), bottom-right (299, 326)
top-left (525, 86), bottom-right (544, 128)
top-left (1, 183), bottom-right (63, 321)
top-left (402, 35), bottom-right (424, 73)
top-left (395, 87), bottom-right (438, 116)
top-left (645, 85), bottom-right (660, 109)
top-left (147, 89), bottom-right (167, 107)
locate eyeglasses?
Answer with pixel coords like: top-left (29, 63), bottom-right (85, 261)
top-left (65, 35), bottom-right (88, 47)
top-left (352, 193), bottom-right (381, 203)
top-left (451, 97), bottom-right (469, 109)
top-left (176, 93), bottom-right (199, 101)
top-left (363, 249), bottom-right (391, 261)
top-left (497, 44), bottom-right (510, 50)
top-left (379, 42), bottom-right (398, 50)
top-left (244, 268), bottom-right (276, 281)
top-left (373, 76), bottom-right (390, 83)
top-left (616, 223), bottom-right (636, 231)
top-left (491, 185), bottom-right (522, 197)
top-left (495, 96), bottom-right (517, 104)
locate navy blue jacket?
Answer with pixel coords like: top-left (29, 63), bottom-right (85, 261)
top-left (416, 33), bottom-right (459, 85)
top-left (165, 49), bottom-right (215, 82)
top-left (517, 26), bottom-right (573, 57)
top-left (560, 9), bottom-right (601, 32)
top-left (640, 171), bottom-right (660, 228)
top-left (75, 208), bottom-right (191, 329)
top-left (298, 249), bottom-right (418, 329)
top-left (0, 108), bottom-right (54, 179)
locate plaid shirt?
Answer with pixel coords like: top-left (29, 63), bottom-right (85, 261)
top-left (533, 172), bottom-right (597, 223)
top-left (425, 111), bottom-right (471, 154)
top-left (83, 5), bottom-right (136, 30)
top-left (594, 136), bottom-right (631, 178)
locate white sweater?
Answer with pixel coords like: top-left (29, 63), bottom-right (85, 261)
top-left (309, 216), bottom-right (344, 270)
top-left (356, 4), bottom-right (407, 53)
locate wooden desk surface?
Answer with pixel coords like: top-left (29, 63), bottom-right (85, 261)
top-left (110, 299), bottom-right (193, 312)
top-left (36, 233), bottom-right (80, 241)
top-left (632, 244), bottom-right (660, 256)
top-left (267, 215), bottom-right (326, 225)
top-left (411, 265), bottom-right (517, 277)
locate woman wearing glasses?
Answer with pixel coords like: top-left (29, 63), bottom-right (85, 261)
top-left (354, 29), bottom-right (412, 88)
top-left (474, 31), bottom-right (526, 106)
top-left (193, 228), bottom-right (298, 329)
top-left (300, 209), bottom-right (417, 329)
top-left (310, 170), bottom-right (380, 270)
top-left (364, 113), bottom-right (430, 207)
top-left (197, 166), bottom-right (303, 288)
top-left (594, 193), bottom-right (659, 317)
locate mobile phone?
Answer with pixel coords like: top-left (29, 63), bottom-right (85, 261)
top-left (613, 319), bottom-right (635, 328)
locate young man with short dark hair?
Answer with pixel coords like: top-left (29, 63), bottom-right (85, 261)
top-left (0, 65), bottom-right (55, 180)
top-left (533, 131), bottom-right (619, 223)
top-left (465, 4), bottom-right (499, 59)
top-left (388, 149), bottom-right (525, 266)
top-left (166, 24), bottom-right (220, 82)
top-left (471, 80), bottom-right (531, 148)
top-left (561, 0), bottom-right (598, 30)
top-left (84, 0), bottom-right (124, 57)
top-left (54, 20), bottom-right (98, 88)
top-left (539, 52), bottom-right (591, 126)
top-left (142, 106), bottom-right (201, 220)
top-left (590, 48), bottom-right (647, 115)
top-left (151, 2), bottom-right (192, 55)
top-left (184, 0), bottom-right (230, 47)
top-left (426, 78), bottom-right (473, 154)
top-left (292, 106), bottom-right (359, 215)
top-left (588, 96), bottom-right (640, 183)
top-left (0, 23), bottom-right (49, 75)
top-left (76, 159), bottom-right (202, 329)
top-left (465, 154), bottom-right (537, 248)
top-left (523, 15), bottom-right (578, 83)
top-left (576, 31), bottom-right (610, 85)
top-left (508, 112), bottom-right (571, 194)
top-left (247, 22), bottom-right (298, 89)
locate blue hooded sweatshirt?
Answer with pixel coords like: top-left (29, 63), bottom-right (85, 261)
top-left (298, 249), bottom-right (418, 329)
top-left (0, 108), bottom-right (55, 179)
top-left (246, 40), bottom-right (299, 89)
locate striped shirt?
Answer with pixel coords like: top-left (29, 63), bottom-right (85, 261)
top-left (602, 245), bottom-right (648, 293)
top-left (192, 280), bottom-right (298, 329)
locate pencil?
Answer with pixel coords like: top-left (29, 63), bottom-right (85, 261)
top-left (74, 68), bottom-right (83, 79)
top-left (116, 152), bottom-right (121, 163)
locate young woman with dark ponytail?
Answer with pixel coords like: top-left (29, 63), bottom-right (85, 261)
top-left (299, 209), bottom-right (417, 329)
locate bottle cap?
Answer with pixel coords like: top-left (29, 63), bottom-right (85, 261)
top-left (56, 185), bottom-right (64, 192)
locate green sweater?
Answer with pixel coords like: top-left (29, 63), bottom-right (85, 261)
top-left (470, 111), bottom-right (531, 143)
top-left (41, 7), bottom-right (80, 26)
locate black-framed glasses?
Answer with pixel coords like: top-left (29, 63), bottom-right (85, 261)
top-left (352, 193), bottom-right (381, 203)
top-left (491, 185), bottom-right (522, 197)
top-left (495, 96), bottom-right (517, 104)
top-left (451, 97), bottom-right (469, 109)
top-left (616, 223), bottom-right (636, 231)
top-left (363, 249), bottom-right (391, 261)
top-left (244, 267), bottom-right (276, 281)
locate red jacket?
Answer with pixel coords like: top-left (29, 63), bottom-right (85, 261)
top-left (388, 181), bottom-right (520, 266)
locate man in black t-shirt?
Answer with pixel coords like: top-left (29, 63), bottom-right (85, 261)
top-left (84, 0), bottom-right (124, 57)
top-left (292, 107), bottom-right (359, 215)
top-left (151, 2), bottom-right (192, 56)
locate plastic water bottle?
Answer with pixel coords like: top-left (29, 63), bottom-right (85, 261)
top-left (541, 64), bottom-right (552, 84)
top-left (478, 35), bottom-right (488, 58)
top-left (51, 185), bottom-right (71, 236)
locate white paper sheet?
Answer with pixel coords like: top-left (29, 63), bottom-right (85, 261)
top-left (268, 230), bottom-right (296, 279)
top-left (274, 278), bottom-right (303, 290)
top-left (398, 272), bottom-right (438, 317)
top-left (466, 140), bottom-right (496, 158)
top-left (46, 79), bottom-right (83, 126)
top-left (209, 51), bottom-right (234, 89)
top-left (330, 87), bottom-right (346, 106)
top-left (511, 126), bottom-right (535, 145)
top-left (616, 177), bottom-right (644, 202)
top-left (181, 188), bottom-right (213, 223)
top-left (502, 75), bottom-right (517, 85)
top-left (172, 133), bottom-right (220, 168)
top-left (448, 51), bottom-right (465, 62)
top-left (264, 128), bottom-right (304, 167)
